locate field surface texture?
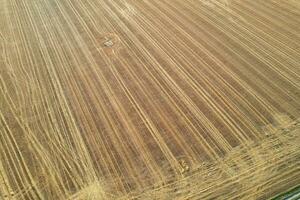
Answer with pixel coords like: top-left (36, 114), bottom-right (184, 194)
top-left (0, 0), bottom-right (300, 199)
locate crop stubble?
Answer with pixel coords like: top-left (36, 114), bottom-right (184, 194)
top-left (0, 0), bottom-right (300, 199)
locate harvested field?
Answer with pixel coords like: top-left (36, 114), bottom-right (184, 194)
top-left (0, 0), bottom-right (300, 199)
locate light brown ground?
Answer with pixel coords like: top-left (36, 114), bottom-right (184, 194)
top-left (0, 0), bottom-right (300, 199)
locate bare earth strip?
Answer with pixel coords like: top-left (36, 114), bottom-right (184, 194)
top-left (0, 0), bottom-right (300, 199)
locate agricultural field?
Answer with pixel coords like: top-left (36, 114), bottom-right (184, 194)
top-left (0, 0), bottom-right (300, 199)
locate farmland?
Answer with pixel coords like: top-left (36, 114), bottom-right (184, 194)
top-left (0, 0), bottom-right (300, 199)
